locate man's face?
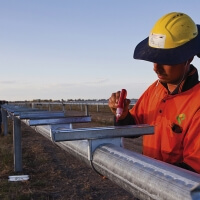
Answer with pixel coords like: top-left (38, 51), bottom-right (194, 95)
top-left (153, 62), bottom-right (188, 84)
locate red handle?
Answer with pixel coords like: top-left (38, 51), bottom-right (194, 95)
top-left (117, 89), bottom-right (127, 108)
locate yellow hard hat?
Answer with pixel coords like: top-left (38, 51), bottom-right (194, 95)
top-left (134, 12), bottom-right (200, 64)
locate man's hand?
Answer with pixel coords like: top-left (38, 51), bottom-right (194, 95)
top-left (108, 91), bottom-right (130, 120)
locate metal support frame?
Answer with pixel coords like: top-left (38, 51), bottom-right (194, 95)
top-left (1, 105), bottom-right (91, 172)
top-left (26, 116), bottom-right (91, 126)
top-left (18, 111), bottom-right (65, 119)
top-left (1, 104), bottom-right (200, 200)
top-left (50, 125), bottom-right (154, 141)
top-left (33, 125), bottom-right (200, 200)
top-left (50, 124), bottom-right (154, 161)
top-left (50, 125), bottom-right (154, 160)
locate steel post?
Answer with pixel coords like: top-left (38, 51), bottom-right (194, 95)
top-left (48, 103), bottom-right (52, 111)
top-left (13, 117), bottom-right (22, 172)
top-left (85, 105), bottom-right (89, 116)
top-left (2, 109), bottom-right (8, 135)
top-left (97, 104), bottom-right (99, 112)
top-left (31, 103), bottom-right (35, 108)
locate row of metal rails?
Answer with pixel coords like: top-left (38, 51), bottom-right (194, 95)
top-left (1, 104), bottom-right (200, 200)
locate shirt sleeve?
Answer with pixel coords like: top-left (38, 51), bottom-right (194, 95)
top-left (114, 112), bottom-right (136, 126)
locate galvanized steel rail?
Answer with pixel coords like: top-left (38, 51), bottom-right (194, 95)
top-left (1, 104), bottom-right (200, 200)
top-left (9, 99), bottom-right (136, 115)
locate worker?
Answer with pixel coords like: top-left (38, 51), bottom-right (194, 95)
top-left (108, 12), bottom-right (200, 174)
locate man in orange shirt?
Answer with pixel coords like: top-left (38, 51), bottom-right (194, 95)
top-left (109, 12), bottom-right (200, 173)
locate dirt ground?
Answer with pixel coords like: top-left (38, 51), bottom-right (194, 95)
top-left (1, 108), bottom-right (142, 200)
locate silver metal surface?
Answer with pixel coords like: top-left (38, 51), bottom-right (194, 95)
top-left (32, 124), bottom-right (200, 200)
top-left (87, 138), bottom-right (122, 160)
top-left (51, 125), bottom-right (154, 141)
top-left (2, 105), bottom-right (38, 115)
top-left (13, 117), bottom-right (22, 172)
top-left (92, 144), bottom-right (200, 200)
top-left (191, 184), bottom-right (200, 200)
top-left (18, 111), bottom-right (65, 119)
top-left (27, 116), bottom-right (91, 126)
top-left (13, 109), bottom-right (39, 116)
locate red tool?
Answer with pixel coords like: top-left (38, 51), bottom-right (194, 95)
top-left (116, 89), bottom-right (127, 122)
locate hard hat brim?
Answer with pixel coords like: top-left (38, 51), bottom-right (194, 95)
top-left (133, 25), bottom-right (200, 65)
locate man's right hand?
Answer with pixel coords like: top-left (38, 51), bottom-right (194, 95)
top-left (108, 91), bottom-right (131, 121)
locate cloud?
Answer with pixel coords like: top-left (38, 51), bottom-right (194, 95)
top-left (83, 78), bottom-right (109, 85)
top-left (0, 80), bottom-right (19, 84)
top-left (36, 78), bottom-right (110, 90)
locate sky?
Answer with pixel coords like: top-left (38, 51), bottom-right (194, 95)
top-left (1, 1), bottom-right (200, 101)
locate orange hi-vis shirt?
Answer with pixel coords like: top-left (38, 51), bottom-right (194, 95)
top-left (129, 71), bottom-right (200, 173)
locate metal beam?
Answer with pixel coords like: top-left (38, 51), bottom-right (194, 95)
top-left (92, 144), bottom-right (200, 200)
top-left (18, 111), bottom-right (65, 119)
top-left (27, 116), bottom-right (91, 126)
top-left (51, 125), bottom-right (154, 141)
